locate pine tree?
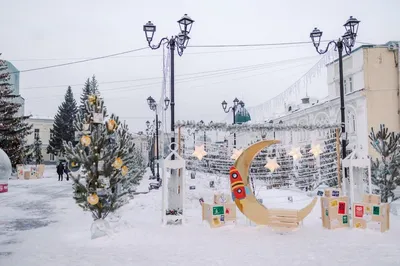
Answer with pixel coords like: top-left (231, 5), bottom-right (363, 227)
top-left (64, 93), bottom-right (144, 220)
top-left (79, 75), bottom-right (100, 118)
top-left (47, 86), bottom-right (78, 155)
top-left (0, 59), bottom-right (32, 167)
top-left (79, 78), bottom-right (91, 116)
top-left (33, 135), bottom-right (43, 164)
top-left (321, 130), bottom-right (338, 187)
top-left (295, 144), bottom-right (318, 191)
top-left (369, 124), bottom-right (400, 203)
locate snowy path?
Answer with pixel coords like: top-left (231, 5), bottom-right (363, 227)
top-left (0, 179), bottom-right (72, 258)
top-left (1, 173), bottom-right (400, 266)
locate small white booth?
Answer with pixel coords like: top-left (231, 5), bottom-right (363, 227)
top-left (161, 143), bottom-right (186, 225)
top-left (342, 146), bottom-right (372, 206)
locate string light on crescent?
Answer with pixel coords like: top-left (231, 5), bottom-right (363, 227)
top-left (264, 157), bottom-right (280, 173)
top-left (231, 149), bottom-right (243, 160)
top-left (310, 143), bottom-right (324, 157)
top-left (288, 147), bottom-right (302, 160)
top-left (192, 145), bottom-right (207, 160)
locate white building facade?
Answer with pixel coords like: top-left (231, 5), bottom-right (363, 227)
top-left (26, 117), bottom-right (55, 164)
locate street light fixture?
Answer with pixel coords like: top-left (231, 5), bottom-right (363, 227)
top-left (221, 98), bottom-right (243, 148)
top-left (309, 16), bottom-right (360, 161)
top-left (143, 14), bottom-right (194, 154)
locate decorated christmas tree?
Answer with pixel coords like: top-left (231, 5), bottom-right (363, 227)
top-left (369, 124), bottom-right (400, 203)
top-left (63, 93), bottom-right (144, 223)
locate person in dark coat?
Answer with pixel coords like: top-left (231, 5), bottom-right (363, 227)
top-left (64, 164), bottom-right (70, 181)
top-left (57, 162), bottom-right (64, 181)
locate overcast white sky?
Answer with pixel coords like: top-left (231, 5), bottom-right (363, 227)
top-left (1, 0), bottom-right (399, 132)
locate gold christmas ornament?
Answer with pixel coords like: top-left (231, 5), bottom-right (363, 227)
top-left (87, 194), bottom-right (99, 205)
top-left (80, 135), bottom-right (91, 146)
top-left (88, 95), bottom-right (96, 105)
top-left (106, 119), bottom-right (117, 131)
top-left (112, 157), bottom-right (123, 169)
top-left (121, 165), bottom-right (129, 176)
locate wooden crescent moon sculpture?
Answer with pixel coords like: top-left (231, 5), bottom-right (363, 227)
top-left (230, 140), bottom-right (317, 226)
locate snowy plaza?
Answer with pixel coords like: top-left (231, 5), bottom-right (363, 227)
top-left (1, 169), bottom-right (400, 266)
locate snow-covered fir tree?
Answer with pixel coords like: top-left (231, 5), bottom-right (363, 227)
top-left (64, 93), bottom-right (144, 220)
top-left (0, 59), bottom-right (32, 166)
top-left (79, 76), bottom-right (100, 118)
top-left (369, 124), bottom-right (400, 203)
top-left (295, 144), bottom-right (318, 191)
top-left (48, 86), bottom-right (78, 156)
top-left (321, 130), bottom-right (338, 187)
top-left (33, 135), bottom-right (43, 164)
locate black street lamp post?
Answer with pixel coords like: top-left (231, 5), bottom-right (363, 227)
top-left (143, 14), bottom-right (194, 154)
top-left (147, 96), bottom-right (170, 181)
top-left (310, 16), bottom-right (360, 160)
top-left (145, 120), bottom-right (155, 177)
top-left (221, 98), bottom-right (242, 148)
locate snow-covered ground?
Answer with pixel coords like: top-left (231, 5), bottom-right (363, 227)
top-left (1, 169), bottom-right (400, 266)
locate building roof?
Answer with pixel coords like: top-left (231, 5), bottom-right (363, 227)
top-left (28, 116), bottom-right (54, 121)
top-left (267, 89), bottom-right (365, 122)
top-left (326, 41), bottom-right (399, 66)
top-left (235, 106), bottom-right (251, 124)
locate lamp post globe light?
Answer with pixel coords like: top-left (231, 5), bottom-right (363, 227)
top-left (309, 16), bottom-right (360, 160)
top-left (221, 98), bottom-right (243, 148)
top-left (146, 96), bottom-right (171, 181)
top-left (143, 14), bottom-right (194, 153)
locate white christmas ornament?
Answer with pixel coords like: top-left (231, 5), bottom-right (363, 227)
top-left (231, 149), bottom-right (243, 160)
top-left (264, 157), bottom-right (280, 173)
top-left (192, 145), bottom-right (207, 161)
top-left (310, 143), bottom-right (324, 157)
top-left (288, 147), bottom-right (302, 160)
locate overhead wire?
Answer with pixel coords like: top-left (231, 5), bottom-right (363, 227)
top-left (22, 55), bottom-right (319, 91)
top-left (5, 40), bottom-right (373, 75)
top-left (7, 44), bottom-right (315, 62)
top-left (25, 56), bottom-right (318, 101)
top-left (8, 47), bottom-right (148, 74)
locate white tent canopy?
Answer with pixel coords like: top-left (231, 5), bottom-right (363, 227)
top-left (342, 146), bottom-right (372, 204)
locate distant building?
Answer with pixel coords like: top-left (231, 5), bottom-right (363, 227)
top-left (26, 117), bottom-right (55, 164)
top-left (0, 61), bottom-right (24, 116)
top-left (132, 133), bottom-right (149, 164)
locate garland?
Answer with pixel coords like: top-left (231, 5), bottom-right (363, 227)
top-left (176, 120), bottom-right (340, 132)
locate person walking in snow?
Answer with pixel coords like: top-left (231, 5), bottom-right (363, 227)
top-left (64, 164), bottom-right (70, 181)
top-left (57, 162), bottom-right (64, 181)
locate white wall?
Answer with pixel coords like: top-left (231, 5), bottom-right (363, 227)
top-left (327, 48), bottom-right (365, 98)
